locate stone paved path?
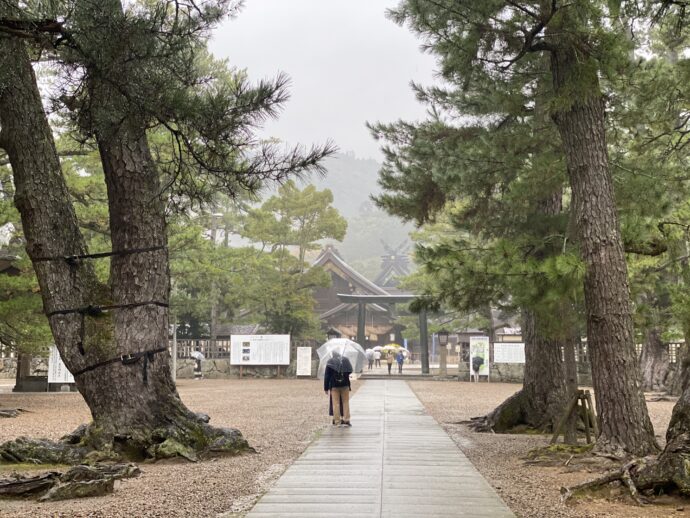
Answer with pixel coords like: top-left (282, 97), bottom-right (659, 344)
top-left (247, 380), bottom-right (514, 517)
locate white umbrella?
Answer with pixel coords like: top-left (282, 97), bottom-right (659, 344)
top-left (317, 338), bottom-right (366, 379)
top-left (190, 350), bottom-right (205, 361)
top-left (372, 346), bottom-right (383, 352)
top-left (365, 349), bottom-right (375, 360)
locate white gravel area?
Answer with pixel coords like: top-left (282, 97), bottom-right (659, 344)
top-left (0, 379), bottom-right (338, 517)
top-left (1, 379), bottom-right (684, 518)
top-left (409, 381), bottom-right (685, 518)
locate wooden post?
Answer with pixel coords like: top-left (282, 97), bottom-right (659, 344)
top-left (357, 302), bottom-right (366, 347)
top-left (585, 390), bottom-right (599, 438)
top-left (580, 394), bottom-right (592, 444)
top-left (551, 391), bottom-right (581, 444)
top-left (419, 309), bottom-right (429, 375)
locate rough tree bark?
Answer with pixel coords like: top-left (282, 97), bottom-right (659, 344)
top-left (562, 325), bottom-right (580, 445)
top-left (548, 21), bottom-right (658, 456)
top-left (668, 341), bottom-right (689, 397)
top-left (0, 3), bottom-right (248, 462)
top-left (566, 379), bottom-right (690, 498)
top-left (639, 327), bottom-right (675, 393)
top-left (470, 309), bottom-right (571, 433)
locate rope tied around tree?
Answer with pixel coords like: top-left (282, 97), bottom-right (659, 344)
top-left (46, 301), bottom-right (169, 319)
top-left (46, 301), bottom-right (169, 357)
top-left (72, 347), bottom-right (168, 386)
top-left (32, 245), bottom-right (167, 266)
top-left (37, 245), bottom-right (170, 386)
top-left (46, 299), bottom-right (169, 385)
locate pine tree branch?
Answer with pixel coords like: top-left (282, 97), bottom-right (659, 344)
top-left (504, 1), bottom-right (559, 68)
top-left (624, 239), bottom-right (668, 257)
top-left (0, 150), bottom-right (91, 167)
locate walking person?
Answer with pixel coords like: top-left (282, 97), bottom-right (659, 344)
top-left (366, 349), bottom-right (374, 370)
top-left (396, 350), bottom-right (405, 374)
top-left (386, 351), bottom-right (394, 375)
top-left (374, 349), bottom-right (381, 368)
top-left (324, 352), bottom-right (353, 427)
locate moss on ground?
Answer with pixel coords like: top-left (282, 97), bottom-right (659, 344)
top-left (0, 463), bottom-right (69, 474)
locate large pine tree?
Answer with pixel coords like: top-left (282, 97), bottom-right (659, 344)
top-left (0, 0), bottom-right (331, 461)
top-left (381, 0), bottom-right (658, 457)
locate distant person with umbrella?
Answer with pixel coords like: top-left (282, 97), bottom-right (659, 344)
top-left (190, 347), bottom-right (205, 380)
top-left (324, 352), bottom-right (353, 427)
top-left (386, 351), bottom-right (394, 375)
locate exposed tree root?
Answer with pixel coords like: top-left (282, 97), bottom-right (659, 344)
top-left (0, 463), bottom-right (140, 501)
top-left (561, 460), bottom-right (649, 504)
top-left (523, 444), bottom-right (605, 470)
top-left (0, 408), bottom-right (28, 419)
top-left (645, 392), bottom-right (678, 403)
top-left (562, 442), bottom-right (690, 507)
top-left (466, 390), bottom-right (531, 433)
top-left (0, 414), bottom-right (253, 465)
top-left (466, 389), bottom-right (566, 435)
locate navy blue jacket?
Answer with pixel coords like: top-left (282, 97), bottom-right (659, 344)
top-left (324, 363), bottom-right (352, 391)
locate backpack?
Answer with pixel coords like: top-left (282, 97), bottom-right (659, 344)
top-left (333, 369), bottom-right (348, 387)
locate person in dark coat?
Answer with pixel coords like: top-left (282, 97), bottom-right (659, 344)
top-left (324, 352), bottom-right (353, 427)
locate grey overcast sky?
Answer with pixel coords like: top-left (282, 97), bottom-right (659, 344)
top-left (209, 0), bottom-right (438, 160)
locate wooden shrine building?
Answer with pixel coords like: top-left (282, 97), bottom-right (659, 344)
top-left (312, 246), bottom-right (405, 348)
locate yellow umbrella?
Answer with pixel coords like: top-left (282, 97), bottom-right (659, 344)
top-left (382, 344), bottom-right (408, 357)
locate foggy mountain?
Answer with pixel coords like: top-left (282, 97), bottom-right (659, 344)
top-left (308, 152), bottom-right (414, 280)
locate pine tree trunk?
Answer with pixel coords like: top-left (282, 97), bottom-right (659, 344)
top-left (639, 328), bottom-right (673, 393)
top-left (72, 0), bottom-right (246, 455)
top-left (0, 14), bottom-right (101, 386)
top-left (471, 309), bottom-right (567, 433)
top-left (0, 3), bottom-right (248, 461)
top-left (521, 309), bottom-right (568, 430)
top-left (471, 186), bottom-right (571, 433)
top-left (549, 43), bottom-right (658, 456)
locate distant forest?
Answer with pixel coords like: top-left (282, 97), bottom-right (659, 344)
top-left (308, 152), bottom-right (414, 280)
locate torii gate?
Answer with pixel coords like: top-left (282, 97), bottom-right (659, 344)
top-left (336, 293), bottom-right (430, 374)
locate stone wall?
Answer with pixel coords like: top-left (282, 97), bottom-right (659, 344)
top-left (456, 362), bottom-right (523, 383)
top-left (0, 356), bottom-right (48, 379)
top-left (456, 361), bottom-right (593, 385)
top-left (176, 358), bottom-right (320, 379)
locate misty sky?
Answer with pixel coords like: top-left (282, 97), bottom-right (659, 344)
top-left (209, 0), bottom-right (438, 160)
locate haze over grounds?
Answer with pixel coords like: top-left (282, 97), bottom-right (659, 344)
top-left (210, 0), bottom-right (437, 160)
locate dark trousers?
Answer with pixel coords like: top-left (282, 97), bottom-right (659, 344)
top-left (398, 363), bottom-right (403, 374)
top-left (387, 363), bottom-right (392, 374)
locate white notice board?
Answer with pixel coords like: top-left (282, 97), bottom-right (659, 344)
top-left (48, 345), bottom-right (75, 384)
top-left (469, 336), bottom-right (490, 377)
top-left (296, 347), bottom-right (312, 376)
top-left (493, 342), bottom-right (525, 364)
top-left (230, 335), bottom-right (291, 365)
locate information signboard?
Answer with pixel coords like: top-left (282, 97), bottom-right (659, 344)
top-left (469, 336), bottom-right (490, 379)
top-left (230, 335), bottom-right (291, 365)
top-left (296, 347), bottom-right (312, 376)
top-left (493, 342), bottom-right (525, 364)
top-left (48, 345), bottom-right (75, 384)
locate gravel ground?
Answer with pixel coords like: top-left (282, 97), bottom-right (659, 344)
top-left (0, 379), bottom-right (336, 518)
top-left (409, 381), bottom-right (685, 518)
top-left (1, 379), bottom-right (685, 518)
